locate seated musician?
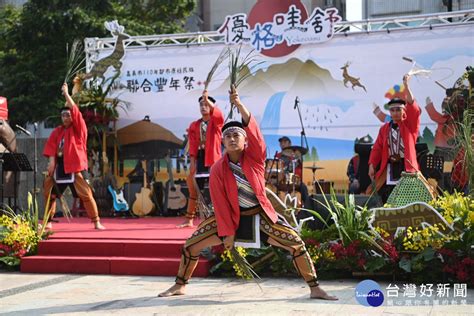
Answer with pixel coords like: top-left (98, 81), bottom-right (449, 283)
top-left (276, 136), bottom-right (309, 207)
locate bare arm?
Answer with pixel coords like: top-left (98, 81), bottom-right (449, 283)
top-left (189, 156), bottom-right (196, 175)
top-left (229, 85), bottom-right (250, 126)
top-left (47, 156), bottom-right (55, 176)
top-left (372, 103), bottom-right (387, 123)
top-left (61, 83), bottom-right (75, 108)
top-left (403, 74), bottom-right (414, 105)
top-left (202, 89), bottom-right (215, 110)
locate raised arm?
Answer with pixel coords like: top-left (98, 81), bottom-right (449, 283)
top-left (403, 74), bottom-right (414, 105)
top-left (229, 85), bottom-right (250, 126)
top-left (229, 85), bottom-right (265, 161)
top-left (425, 97), bottom-right (446, 123)
top-left (62, 83), bottom-right (87, 136)
top-left (62, 83), bottom-right (75, 109)
top-left (403, 74), bottom-right (421, 133)
top-left (372, 102), bottom-right (388, 123)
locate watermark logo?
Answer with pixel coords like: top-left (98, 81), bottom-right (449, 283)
top-left (355, 280), bottom-right (384, 307)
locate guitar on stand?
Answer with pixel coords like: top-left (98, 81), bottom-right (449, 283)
top-left (132, 160), bottom-right (155, 216)
top-left (107, 185), bottom-right (131, 215)
top-left (164, 154), bottom-right (187, 216)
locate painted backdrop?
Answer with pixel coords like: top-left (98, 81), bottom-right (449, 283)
top-left (99, 23), bottom-right (473, 186)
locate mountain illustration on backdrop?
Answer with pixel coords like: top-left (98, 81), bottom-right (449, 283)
top-left (206, 58), bottom-right (345, 104)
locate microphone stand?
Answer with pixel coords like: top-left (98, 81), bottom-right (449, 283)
top-left (294, 97), bottom-right (310, 150)
top-left (265, 151), bottom-right (278, 183)
top-left (33, 123), bottom-right (38, 218)
top-left (294, 97), bottom-right (310, 185)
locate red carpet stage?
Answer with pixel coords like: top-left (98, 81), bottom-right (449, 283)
top-left (21, 217), bottom-right (211, 277)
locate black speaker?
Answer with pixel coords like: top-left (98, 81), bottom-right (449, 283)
top-left (299, 194), bottom-right (383, 230)
top-left (354, 143), bottom-right (372, 193)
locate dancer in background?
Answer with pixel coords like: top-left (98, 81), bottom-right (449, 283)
top-left (368, 74), bottom-right (420, 203)
top-left (43, 83), bottom-right (105, 230)
top-left (425, 96), bottom-right (456, 161)
top-left (177, 90), bottom-right (224, 228)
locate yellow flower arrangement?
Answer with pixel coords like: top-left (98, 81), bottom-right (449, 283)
top-left (430, 192), bottom-right (472, 230)
top-left (0, 214), bottom-right (40, 266)
top-left (402, 224), bottom-right (457, 252)
top-left (375, 226), bottom-right (390, 239)
top-left (221, 247), bottom-right (250, 279)
top-left (322, 249), bottom-right (336, 261)
top-left (0, 215), bottom-right (39, 251)
top-left (306, 245), bottom-right (320, 262)
top-left (306, 245), bottom-right (336, 262)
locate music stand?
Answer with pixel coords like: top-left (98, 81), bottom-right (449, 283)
top-left (1, 153), bottom-right (33, 211)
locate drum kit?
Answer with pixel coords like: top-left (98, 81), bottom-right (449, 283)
top-left (265, 146), bottom-right (314, 204)
top-left (265, 145), bottom-right (329, 200)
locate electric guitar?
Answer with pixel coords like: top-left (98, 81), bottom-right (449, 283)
top-left (164, 154), bottom-right (187, 214)
top-left (132, 160), bottom-right (155, 216)
top-left (108, 185), bottom-right (129, 212)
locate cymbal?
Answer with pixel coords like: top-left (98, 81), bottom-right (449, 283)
top-left (266, 168), bottom-right (282, 173)
top-left (281, 145), bottom-right (308, 156)
top-left (304, 166), bottom-right (324, 171)
top-left (265, 158), bottom-right (280, 162)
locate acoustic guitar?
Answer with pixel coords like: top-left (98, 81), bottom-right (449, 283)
top-left (132, 160), bottom-right (155, 216)
top-left (164, 154), bottom-right (187, 214)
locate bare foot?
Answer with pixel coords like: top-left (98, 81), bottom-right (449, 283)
top-left (158, 284), bottom-right (186, 297)
top-left (94, 222), bottom-right (106, 230)
top-left (176, 219), bottom-right (193, 228)
top-left (310, 286), bottom-right (338, 300)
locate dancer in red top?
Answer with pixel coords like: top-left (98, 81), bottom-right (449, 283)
top-left (367, 74), bottom-right (420, 202)
top-left (43, 83), bottom-right (105, 230)
top-left (177, 90), bottom-right (224, 227)
top-left (159, 86), bottom-right (337, 300)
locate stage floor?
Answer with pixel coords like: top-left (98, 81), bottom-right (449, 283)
top-left (45, 216), bottom-right (200, 240)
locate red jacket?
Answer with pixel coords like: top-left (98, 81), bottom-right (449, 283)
top-left (188, 106), bottom-right (224, 167)
top-left (43, 104), bottom-right (88, 174)
top-left (209, 115), bottom-right (278, 237)
top-left (369, 100), bottom-right (421, 179)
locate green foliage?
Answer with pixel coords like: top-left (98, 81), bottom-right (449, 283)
top-left (210, 190), bottom-right (473, 284)
top-left (304, 146), bottom-right (319, 161)
top-left (305, 188), bottom-right (383, 251)
top-left (227, 45), bottom-right (261, 120)
top-left (0, 0), bottom-right (196, 125)
top-left (454, 107), bottom-right (474, 194)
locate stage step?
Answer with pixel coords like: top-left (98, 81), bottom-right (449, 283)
top-left (21, 238), bottom-right (210, 277)
top-left (21, 255), bottom-right (210, 276)
top-left (37, 239), bottom-right (184, 258)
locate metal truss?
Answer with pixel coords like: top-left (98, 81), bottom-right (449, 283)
top-left (85, 9), bottom-right (474, 67)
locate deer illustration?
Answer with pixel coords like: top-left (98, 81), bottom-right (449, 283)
top-left (84, 21), bottom-right (129, 81)
top-left (341, 62), bottom-right (367, 92)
